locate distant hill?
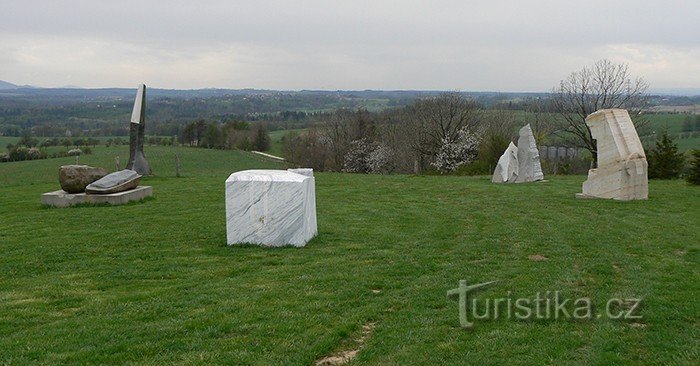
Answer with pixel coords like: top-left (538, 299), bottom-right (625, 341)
top-left (0, 80), bottom-right (18, 89)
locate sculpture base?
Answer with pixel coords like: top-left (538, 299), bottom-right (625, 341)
top-left (41, 186), bottom-right (152, 207)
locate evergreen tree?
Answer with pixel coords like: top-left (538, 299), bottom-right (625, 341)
top-left (253, 124), bottom-right (270, 151)
top-left (647, 131), bottom-right (685, 179)
top-left (686, 150), bottom-right (700, 185)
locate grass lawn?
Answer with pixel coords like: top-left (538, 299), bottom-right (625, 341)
top-left (0, 146), bottom-right (698, 364)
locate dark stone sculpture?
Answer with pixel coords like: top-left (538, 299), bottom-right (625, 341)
top-left (126, 84), bottom-right (152, 176)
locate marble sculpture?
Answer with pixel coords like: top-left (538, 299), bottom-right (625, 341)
top-left (492, 124), bottom-right (544, 183)
top-left (577, 109), bottom-right (648, 200)
top-left (127, 84), bottom-right (152, 176)
top-left (85, 169), bottom-right (142, 194)
top-left (491, 142), bottom-right (518, 183)
top-left (515, 124), bottom-right (544, 182)
top-left (226, 169), bottom-right (317, 247)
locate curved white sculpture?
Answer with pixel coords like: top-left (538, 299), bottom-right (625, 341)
top-left (226, 169), bottom-right (317, 247)
top-left (492, 142), bottom-right (519, 183)
top-left (491, 124), bottom-right (544, 183)
top-left (577, 109), bottom-right (648, 200)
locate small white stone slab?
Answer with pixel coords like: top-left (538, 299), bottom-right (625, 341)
top-left (225, 169), bottom-right (317, 247)
top-left (41, 186), bottom-right (152, 207)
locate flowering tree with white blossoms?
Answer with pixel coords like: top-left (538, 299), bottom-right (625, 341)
top-left (368, 143), bottom-right (395, 174)
top-left (431, 128), bottom-right (479, 173)
top-left (343, 138), bottom-right (395, 174)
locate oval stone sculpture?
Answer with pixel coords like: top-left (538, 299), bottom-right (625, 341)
top-left (85, 169), bottom-right (142, 194)
top-left (59, 165), bottom-right (108, 193)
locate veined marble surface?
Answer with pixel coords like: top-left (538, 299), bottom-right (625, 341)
top-left (492, 142), bottom-right (519, 183)
top-left (225, 169), bottom-right (317, 247)
top-left (578, 109), bottom-right (648, 200)
top-left (515, 124), bottom-right (544, 182)
top-left (287, 168), bottom-right (314, 177)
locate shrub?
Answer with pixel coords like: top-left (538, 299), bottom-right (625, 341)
top-left (67, 148), bottom-right (83, 156)
top-left (0, 153), bottom-right (8, 162)
top-left (9, 146), bottom-right (29, 161)
top-left (686, 150), bottom-right (700, 185)
top-left (648, 131), bottom-right (685, 179)
top-left (368, 144), bottom-right (395, 174)
top-left (81, 146), bottom-right (93, 155)
top-left (342, 139), bottom-right (375, 173)
top-left (27, 148), bottom-right (42, 160)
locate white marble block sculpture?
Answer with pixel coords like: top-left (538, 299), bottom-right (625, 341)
top-left (492, 142), bottom-right (519, 183)
top-left (226, 169), bottom-right (317, 247)
top-left (577, 109), bottom-right (648, 200)
top-left (287, 168), bottom-right (313, 177)
top-left (515, 124), bottom-right (544, 182)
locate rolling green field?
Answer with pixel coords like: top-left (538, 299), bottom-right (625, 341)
top-left (0, 146), bottom-right (699, 364)
top-left (0, 136), bottom-right (18, 150)
top-left (268, 128), bottom-right (306, 157)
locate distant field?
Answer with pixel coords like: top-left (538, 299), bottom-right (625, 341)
top-left (0, 136), bottom-right (18, 149)
top-left (268, 128), bottom-right (306, 157)
top-left (0, 145), bottom-right (697, 364)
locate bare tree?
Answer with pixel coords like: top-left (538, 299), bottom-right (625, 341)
top-left (552, 59), bottom-right (649, 166)
top-left (406, 92), bottom-right (481, 171)
top-left (317, 109), bottom-right (374, 171)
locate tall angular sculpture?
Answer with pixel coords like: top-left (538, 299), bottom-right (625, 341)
top-left (126, 84), bottom-right (152, 175)
top-left (515, 124), bottom-right (544, 182)
top-left (577, 109), bottom-right (648, 200)
top-left (492, 142), bottom-right (519, 183)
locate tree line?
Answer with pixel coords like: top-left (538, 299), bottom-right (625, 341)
top-left (179, 120), bottom-right (271, 152)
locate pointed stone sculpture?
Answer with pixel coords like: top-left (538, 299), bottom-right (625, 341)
top-left (126, 84), bottom-right (152, 175)
top-left (577, 109), bottom-right (648, 200)
top-left (491, 124), bottom-right (544, 183)
top-left (515, 124), bottom-right (544, 182)
top-left (492, 142), bottom-right (519, 183)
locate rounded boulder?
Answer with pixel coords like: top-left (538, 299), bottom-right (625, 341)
top-left (59, 165), bottom-right (108, 193)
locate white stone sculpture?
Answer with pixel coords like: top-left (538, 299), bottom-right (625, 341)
top-left (225, 169), bottom-right (317, 247)
top-left (287, 168), bottom-right (313, 177)
top-left (491, 124), bottom-right (544, 183)
top-left (515, 124), bottom-right (544, 182)
top-left (577, 109), bottom-right (648, 200)
top-left (492, 142), bottom-right (519, 183)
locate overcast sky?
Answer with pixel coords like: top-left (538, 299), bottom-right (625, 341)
top-left (1, 0), bottom-right (698, 91)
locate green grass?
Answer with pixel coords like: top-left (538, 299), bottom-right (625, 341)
top-left (0, 147), bottom-right (699, 364)
top-left (677, 136), bottom-right (700, 152)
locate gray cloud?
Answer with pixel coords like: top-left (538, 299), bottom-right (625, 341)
top-left (1, 0), bottom-right (698, 90)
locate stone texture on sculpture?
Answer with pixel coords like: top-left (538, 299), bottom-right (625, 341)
top-left (226, 169), bottom-right (317, 247)
top-left (515, 124), bottom-right (544, 182)
top-left (42, 186), bottom-right (153, 208)
top-left (577, 109), bottom-right (648, 200)
top-left (126, 84), bottom-right (152, 176)
top-left (492, 142), bottom-right (519, 183)
top-left (287, 168), bottom-right (314, 177)
top-left (59, 165), bottom-right (108, 193)
top-left (85, 169), bottom-right (142, 194)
